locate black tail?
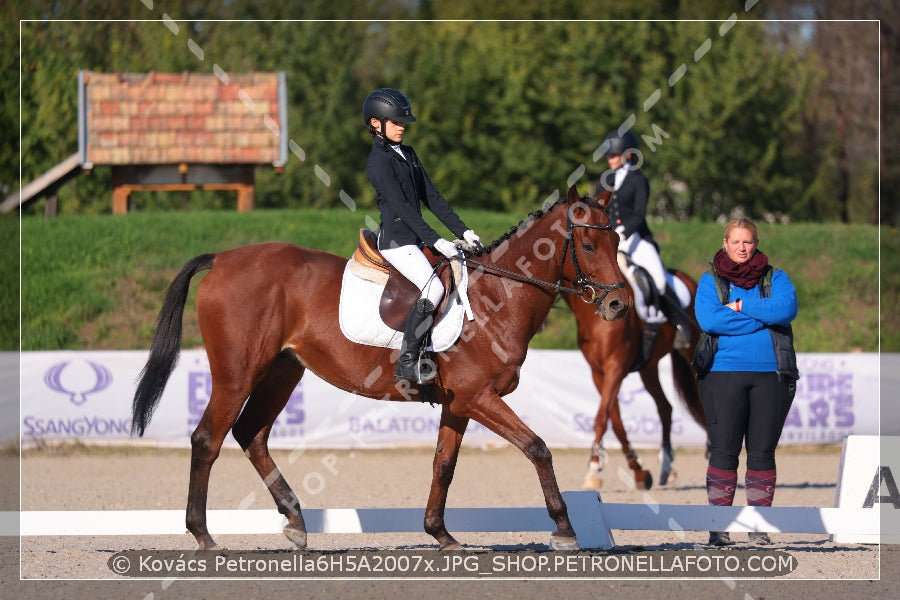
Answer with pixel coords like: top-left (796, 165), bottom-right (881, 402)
top-left (132, 254), bottom-right (216, 436)
top-left (670, 349), bottom-right (706, 427)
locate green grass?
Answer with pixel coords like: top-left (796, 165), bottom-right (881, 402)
top-left (7, 209), bottom-right (890, 352)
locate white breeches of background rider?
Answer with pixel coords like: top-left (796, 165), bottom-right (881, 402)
top-left (618, 231), bottom-right (667, 324)
top-left (380, 245), bottom-right (444, 306)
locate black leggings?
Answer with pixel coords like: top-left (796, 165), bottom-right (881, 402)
top-left (699, 371), bottom-right (796, 471)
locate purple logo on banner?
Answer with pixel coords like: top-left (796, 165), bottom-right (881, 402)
top-left (43, 360), bottom-right (113, 406)
top-left (23, 359), bottom-right (128, 440)
top-left (187, 371), bottom-right (211, 428)
top-left (186, 371), bottom-right (305, 437)
top-left (781, 357), bottom-right (856, 443)
top-left (271, 387), bottom-right (305, 438)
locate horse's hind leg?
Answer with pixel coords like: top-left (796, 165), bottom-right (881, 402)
top-left (640, 362), bottom-right (676, 485)
top-left (423, 405), bottom-right (469, 551)
top-left (187, 386), bottom-right (249, 550)
top-left (608, 400), bottom-right (653, 490)
top-left (231, 352), bottom-right (308, 549)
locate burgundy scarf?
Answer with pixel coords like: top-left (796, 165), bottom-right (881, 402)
top-left (713, 248), bottom-right (769, 289)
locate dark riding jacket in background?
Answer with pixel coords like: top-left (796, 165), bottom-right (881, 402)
top-left (367, 139), bottom-right (469, 251)
top-left (601, 167), bottom-right (654, 242)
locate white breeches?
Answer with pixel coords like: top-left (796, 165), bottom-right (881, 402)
top-left (618, 231), bottom-right (667, 324)
top-left (380, 244), bottom-right (445, 306)
top-left (618, 232), bottom-right (667, 294)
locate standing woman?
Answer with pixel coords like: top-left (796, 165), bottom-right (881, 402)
top-left (694, 218), bottom-right (799, 546)
top-left (363, 88), bottom-right (482, 384)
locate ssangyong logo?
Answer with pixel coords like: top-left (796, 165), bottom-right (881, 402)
top-left (43, 360), bottom-right (113, 406)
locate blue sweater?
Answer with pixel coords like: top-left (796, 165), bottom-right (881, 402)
top-left (695, 268), bottom-right (798, 373)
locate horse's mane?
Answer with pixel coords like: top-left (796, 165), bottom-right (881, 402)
top-left (474, 195), bottom-right (601, 257)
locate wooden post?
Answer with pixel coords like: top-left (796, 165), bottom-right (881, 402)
top-left (237, 184), bottom-right (254, 212)
top-left (112, 186), bottom-right (130, 215)
top-left (44, 195), bottom-right (58, 218)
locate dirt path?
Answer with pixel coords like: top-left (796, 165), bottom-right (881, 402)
top-left (5, 444), bottom-right (897, 599)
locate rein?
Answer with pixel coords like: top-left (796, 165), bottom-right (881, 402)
top-left (453, 255), bottom-right (590, 297)
top-left (449, 199), bottom-right (625, 305)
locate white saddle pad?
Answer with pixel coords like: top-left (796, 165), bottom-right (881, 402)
top-left (617, 252), bottom-right (691, 323)
top-left (338, 257), bottom-right (473, 352)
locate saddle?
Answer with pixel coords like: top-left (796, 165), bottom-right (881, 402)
top-left (353, 229), bottom-right (448, 331)
top-left (340, 230), bottom-right (472, 352)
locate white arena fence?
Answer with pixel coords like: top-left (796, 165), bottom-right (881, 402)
top-left (5, 436), bottom-right (899, 546)
top-left (9, 350), bottom-right (892, 450)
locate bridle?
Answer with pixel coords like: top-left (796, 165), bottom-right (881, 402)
top-left (560, 198), bottom-right (627, 304)
top-left (452, 198), bottom-right (626, 305)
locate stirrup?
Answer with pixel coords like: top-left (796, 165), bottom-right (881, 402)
top-left (395, 355), bottom-right (437, 384)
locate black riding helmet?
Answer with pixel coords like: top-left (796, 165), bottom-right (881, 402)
top-left (602, 130), bottom-right (640, 160)
top-left (363, 88), bottom-right (416, 140)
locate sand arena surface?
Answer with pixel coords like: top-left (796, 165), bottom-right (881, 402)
top-left (5, 444), bottom-right (898, 598)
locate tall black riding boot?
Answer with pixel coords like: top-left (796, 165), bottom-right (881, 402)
top-left (633, 322), bottom-right (660, 372)
top-left (395, 298), bottom-right (437, 384)
top-left (659, 287), bottom-right (695, 350)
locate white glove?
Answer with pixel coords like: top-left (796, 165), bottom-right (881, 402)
top-left (463, 229), bottom-right (485, 252)
top-left (615, 226), bottom-right (629, 252)
top-left (434, 238), bottom-right (461, 259)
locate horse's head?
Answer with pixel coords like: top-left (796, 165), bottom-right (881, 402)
top-left (560, 185), bottom-right (630, 321)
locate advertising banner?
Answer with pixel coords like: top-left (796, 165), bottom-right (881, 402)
top-left (17, 350), bottom-right (883, 450)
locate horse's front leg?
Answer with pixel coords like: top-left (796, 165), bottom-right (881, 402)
top-left (582, 368), bottom-right (614, 490)
top-left (467, 393), bottom-right (577, 550)
top-left (423, 405), bottom-right (469, 550)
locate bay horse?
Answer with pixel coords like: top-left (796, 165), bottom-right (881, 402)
top-left (132, 185), bottom-right (630, 551)
top-left (564, 269), bottom-right (705, 491)
top-left (561, 189), bottom-right (705, 490)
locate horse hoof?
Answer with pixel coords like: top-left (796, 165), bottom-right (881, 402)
top-left (550, 533), bottom-right (580, 551)
top-left (283, 525), bottom-right (308, 550)
top-left (581, 476), bottom-right (602, 490)
top-left (439, 541), bottom-right (464, 552)
top-left (635, 470), bottom-right (653, 490)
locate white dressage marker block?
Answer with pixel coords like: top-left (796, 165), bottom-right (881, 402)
top-left (832, 435), bottom-right (900, 543)
top-left (563, 490), bottom-right (890, 550)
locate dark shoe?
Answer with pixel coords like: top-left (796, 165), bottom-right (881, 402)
top-left (395, 298), bottom-right (437, 384)
top-left (748, 532), bottom-right (772, 545)
top-left (708, 531), bottom-right (734, 546)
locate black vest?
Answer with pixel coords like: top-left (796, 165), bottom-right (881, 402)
top-left (693, 263), bottom-right (799, 380)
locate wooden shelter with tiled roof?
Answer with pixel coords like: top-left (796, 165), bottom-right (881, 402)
top-left (78, 70), bottom-right (288, 214)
